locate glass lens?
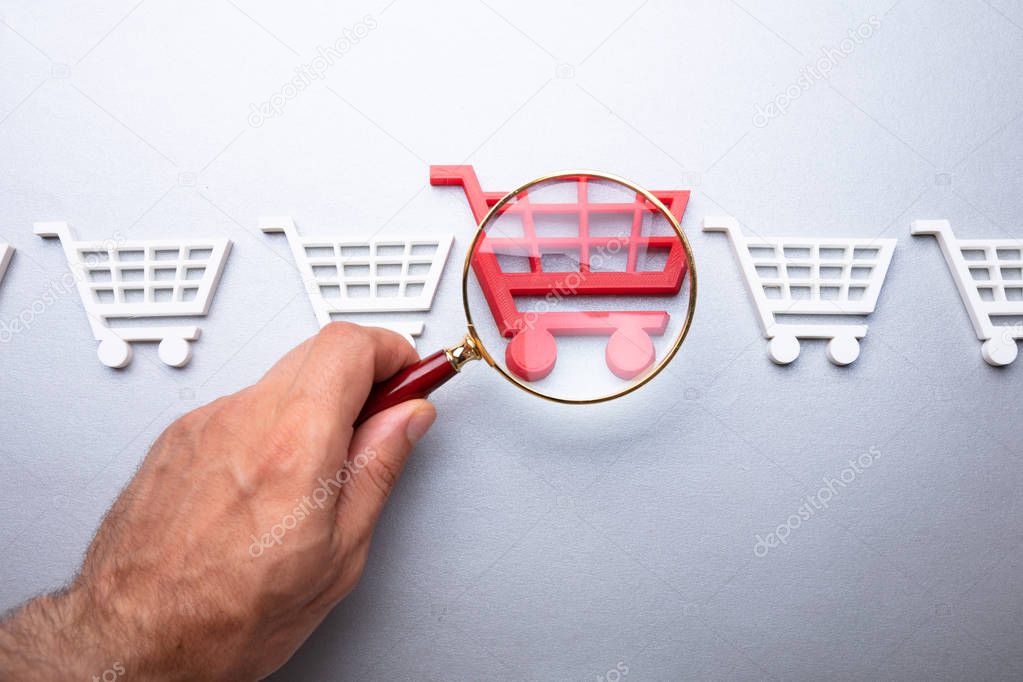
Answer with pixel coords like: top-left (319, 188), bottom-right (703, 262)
top-left (463, 173), bottom-right (694, 402)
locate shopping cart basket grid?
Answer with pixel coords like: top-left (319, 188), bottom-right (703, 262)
top-left (704, 216), bottom-right (895, 366)
top-left (912, 219), bottom-right (1023, 366)
top-left (260, 217), bottom-right (453, 347)
top-left (34, 222), bottom-right (231, 368)
top-left (431, 165), bottom-right (690, 381)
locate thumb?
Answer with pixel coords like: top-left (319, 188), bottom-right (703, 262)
top-left (336, 399), bottom-right (436, 541)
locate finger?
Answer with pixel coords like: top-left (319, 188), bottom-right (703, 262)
top-left (285, 323), bottom-right (420, 426)
top-left (335, 398), bottom-right (436, 543)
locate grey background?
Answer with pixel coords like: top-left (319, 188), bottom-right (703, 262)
top-left (2, 0), bottom-right (1023, 679)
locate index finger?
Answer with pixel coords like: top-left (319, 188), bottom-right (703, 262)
top-left (281, 322), bottom-right (420, 426)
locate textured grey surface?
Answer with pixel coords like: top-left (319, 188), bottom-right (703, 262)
top-left (2, 0), bottom-right (1023, 679)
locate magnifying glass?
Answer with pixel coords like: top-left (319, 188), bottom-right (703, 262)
top-left (355, 169), bottom-right (697, 425)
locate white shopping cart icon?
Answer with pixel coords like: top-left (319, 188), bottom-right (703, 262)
top-left (912, 219), bottom-right (1023, 366)
top-left (35, 222), bottom-right (231, 368)
top-left (0, 243), bottom-right (12, 286)
top-left (705, 217), bottom-right (895, 365)
top-left (261, 217), bottom-right (452, 347)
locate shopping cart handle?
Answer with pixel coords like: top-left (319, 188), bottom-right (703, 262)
top-left (429, 165), bottom-right (475, 186)
top-left (354, 349), bottom-right (458, 426)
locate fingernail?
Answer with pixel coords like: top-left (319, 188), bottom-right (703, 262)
top-left (406, 405), bottom-right (436, 445)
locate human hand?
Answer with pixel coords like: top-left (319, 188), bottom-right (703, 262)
top-left (0, 323), bottom-right (436, 681)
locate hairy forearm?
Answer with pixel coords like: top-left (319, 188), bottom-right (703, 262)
top-left (0, 324), bottom-right (435, 680)
top-left (0, 572), bottom-right (246, 682)
top-left (0, 586), bottom-right (113, 680)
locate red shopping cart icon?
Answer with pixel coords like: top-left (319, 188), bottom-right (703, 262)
top-left (431, 165), bottom-right (689, 381)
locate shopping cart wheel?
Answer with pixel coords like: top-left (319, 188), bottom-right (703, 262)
top-left (606, 327), bottom-right (656, 379)
top-left (768, 335), bottom-right (800, 365)
top-left (981, 336), bottom-right (1018, 366)
top-left (827, 335), bottom-right (860, 366)
top-left (97, 338), bottom-right (132, 368)
top-left (158, 337), bottom-right (193, 368)
top-left (506, 328), bottom-right (557, 381)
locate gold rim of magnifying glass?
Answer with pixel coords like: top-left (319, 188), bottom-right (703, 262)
top-left (459, 169), bottom-right (698, 405)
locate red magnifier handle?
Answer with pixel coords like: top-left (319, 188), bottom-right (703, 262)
top-left (355, 350), bottom-right (457, 426)
top-left (354, 337), bottom-right (481, 426)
